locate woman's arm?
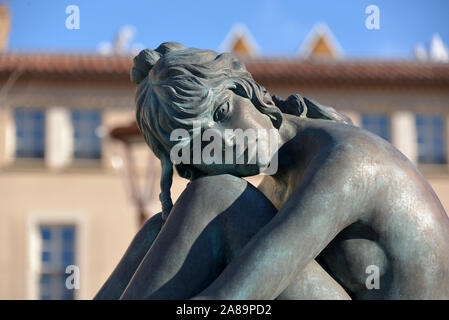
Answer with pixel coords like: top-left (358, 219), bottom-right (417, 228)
top-left (195, 151), bottom-right (362, 299)
top-left (277, 259), bottom-right (351, 300)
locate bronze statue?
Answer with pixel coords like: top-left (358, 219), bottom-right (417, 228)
top-left (95, 42), bottom-right (449, 300)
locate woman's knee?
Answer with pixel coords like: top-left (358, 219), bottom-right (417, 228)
top-left (170, 174), bottom-right (276, 222)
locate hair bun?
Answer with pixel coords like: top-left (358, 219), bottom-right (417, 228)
top-left (154, 41), bottom-right (186, 55)
top-left (130, 42), bottom-right (187, 85)
top-left (130, 49), bottom-right (161, 84)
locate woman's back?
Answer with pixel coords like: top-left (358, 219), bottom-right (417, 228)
top-left (275, 118), bottom-right (449, 299)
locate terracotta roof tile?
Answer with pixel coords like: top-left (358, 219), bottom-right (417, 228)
top-left (0, 53), bottom-right (448, 85)
top-left (0, 52), bottom-right (132, 76)
top-left (243, 58), bottom-right (449, 85)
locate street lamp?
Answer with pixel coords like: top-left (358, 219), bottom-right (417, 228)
top-left (109, 121), bottom-right (160, 227)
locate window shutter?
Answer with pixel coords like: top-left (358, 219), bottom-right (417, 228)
top-left (45, 107), bottom-right (73, 169)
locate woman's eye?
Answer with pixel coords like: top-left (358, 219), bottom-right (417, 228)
top-left (213, 102), bottom-right (230, 122)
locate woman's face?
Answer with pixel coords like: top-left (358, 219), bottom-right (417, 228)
top-left (192, 89), bottom-right (280, 177)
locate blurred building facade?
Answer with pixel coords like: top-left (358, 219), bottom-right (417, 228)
top-left (1, 13), bottom-right (449, 299)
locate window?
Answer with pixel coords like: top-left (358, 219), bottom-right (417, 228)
top-left (361, 114), bottom-right (391, 141)
top-left (71, 109), bottom-right (102, 159)
top-left (416, 114), bottom-right (446, 164)
top-left (14, 108), bottom-right (45, 158)
top-left (39, 225), bottom-right (76, 300)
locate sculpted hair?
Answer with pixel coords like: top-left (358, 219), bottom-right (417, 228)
top-left (131, 42), bottom-right (352, 221)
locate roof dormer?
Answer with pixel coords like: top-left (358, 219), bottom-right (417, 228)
top-left (219, 23), bottom-right (260, 57)
top-left (297, 23), bottom-right (342, 59)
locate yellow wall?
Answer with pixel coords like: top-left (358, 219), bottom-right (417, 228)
top-left (0, 171), bottom-right (137, 299)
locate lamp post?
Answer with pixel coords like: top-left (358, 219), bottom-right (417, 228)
top-left (109, 121), bottom-right (160, 227)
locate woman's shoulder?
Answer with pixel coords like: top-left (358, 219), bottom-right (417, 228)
top-left (312, 118), bottom-right (391, 149)
top-left (299, 119), bottom-right (402, 174)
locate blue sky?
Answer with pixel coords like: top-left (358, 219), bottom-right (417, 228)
top-left (7, 0), bottom-right (449, 58)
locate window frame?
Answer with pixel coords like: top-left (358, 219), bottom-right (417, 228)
top-left (26, 211), bottom-right (86, 300)
top-left (70, 109), bottom-right (103, 161)
top-left (39, 225), bottom-right (76, 300)
top-left (415, 113), bottom-right (447, 165)
top-left (13, 107), bottom-right (46, 161)
top-left (361, 113), bottom-right (392, 142)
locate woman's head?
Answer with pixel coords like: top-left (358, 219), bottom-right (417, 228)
top-left (133, 42), bottom-right (282, 157)
top-left (131, 42), bottom-right (352, 220)
top-left (132, 42), bottom-right (283, 219)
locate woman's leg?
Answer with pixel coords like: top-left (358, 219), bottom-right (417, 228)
top-left (120, 174), bottom-right (265, 299)
top-left (113, 174), bottom-right (349, 300)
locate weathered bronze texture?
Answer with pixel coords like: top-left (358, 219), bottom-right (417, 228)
top-left (95, 42), bottom-right (449, 300)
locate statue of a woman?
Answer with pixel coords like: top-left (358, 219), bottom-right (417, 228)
top-left (95, 42), bottom-right (449, 300)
